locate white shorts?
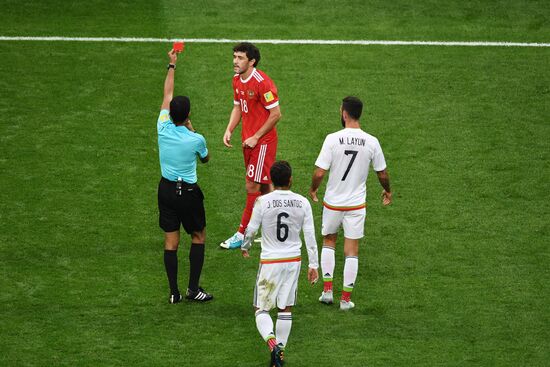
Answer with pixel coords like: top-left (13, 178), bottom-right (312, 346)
top-left (321, 207), bottom-right (366, 239)
top-left (253, 261), bottom-right (301, 311)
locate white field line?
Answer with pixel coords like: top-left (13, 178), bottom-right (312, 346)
top-left (0, 36), bottom-right (549, 47)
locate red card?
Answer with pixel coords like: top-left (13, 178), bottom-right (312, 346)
top-left (173, 42), bottom-right (184, 53)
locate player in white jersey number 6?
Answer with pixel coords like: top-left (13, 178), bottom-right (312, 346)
top-left (242, 161), bottom-right (319, 367)
top-left (309, 96), bottom-right (392, 311)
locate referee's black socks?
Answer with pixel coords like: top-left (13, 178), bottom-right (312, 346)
top-left (188, 244), bottom-right (205, 292)
top-left (164, 249), bottom-right (179, 296)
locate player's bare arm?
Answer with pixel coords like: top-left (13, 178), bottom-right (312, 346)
top-left (242, 106), bottom-right (282, 149)
top-left (376, 169), bottom-right (392, 205)
top-left (309, 167), bottom-right (327, 202)
top-left (223, 105), bottom-right (242, 147)
top-left (161, 50), bottom-right (178, 111)
top-left (308, 268), bottom-right (319, 285)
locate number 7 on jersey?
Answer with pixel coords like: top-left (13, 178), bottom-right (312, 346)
top-left (341, 150), bottom-right (358, 181)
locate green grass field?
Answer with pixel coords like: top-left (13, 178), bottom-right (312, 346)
top-left (1, 1), bottom-right (549, 366)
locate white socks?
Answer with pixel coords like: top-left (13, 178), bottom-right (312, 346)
top-left (320, 246), bottom-right (335, 283)
top-left (255, 310), bottom-right (274, 342)
top-left (322, 246), bottom-right (359, 301)
top-left (276, 312), bottom-right (292, 347)
top-left (343, 256), bottom-right (358, 292)
top-left (256, 310), bottom-right (294, 349)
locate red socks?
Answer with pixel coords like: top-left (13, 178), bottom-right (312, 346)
top-left (238, 191), bottom-right (262, 234)
top-left (267, 337), bottom-right (278, 351)
top-left (342, 291), bottom-right (352, 302)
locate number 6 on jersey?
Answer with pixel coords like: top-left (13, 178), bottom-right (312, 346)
top-left (276, 212), bottom-right (289, 241)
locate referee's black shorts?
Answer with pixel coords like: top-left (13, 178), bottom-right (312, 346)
top-left (157, 177), bottom-right (206, 233)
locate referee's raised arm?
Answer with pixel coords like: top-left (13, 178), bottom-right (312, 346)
top-left (161, 49), bottom-right (178, 111)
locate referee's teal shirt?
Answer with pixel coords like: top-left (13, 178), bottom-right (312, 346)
top-left (157, 109), bottom-right (208, 183)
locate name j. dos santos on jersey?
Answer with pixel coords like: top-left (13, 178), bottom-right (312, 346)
top-left (266, 199), bottom-right (303, 209)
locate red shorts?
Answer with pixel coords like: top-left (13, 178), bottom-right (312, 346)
top-left (243, 141), bottom-right (277, 184)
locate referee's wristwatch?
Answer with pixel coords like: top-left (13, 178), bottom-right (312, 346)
top-left (167, 63), bottom-right (176, 70)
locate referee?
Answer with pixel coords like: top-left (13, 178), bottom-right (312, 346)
top-left (157, 48), bottom-right (212, 303)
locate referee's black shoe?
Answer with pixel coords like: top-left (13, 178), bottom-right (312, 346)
top-left (169, 294), bottom-right (183, 304)
top-left (185, 287), bottom-right (213, 302)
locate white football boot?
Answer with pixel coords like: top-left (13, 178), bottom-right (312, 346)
top-left (318, 290), bottom-right (334, 304)
top-left (340, 300), bottom-right (355, 311)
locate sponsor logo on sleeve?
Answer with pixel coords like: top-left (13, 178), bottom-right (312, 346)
top-left (263, 91), bottom-right (274, 102)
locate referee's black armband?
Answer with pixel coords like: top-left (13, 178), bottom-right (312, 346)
top-left (167, 64), bottom-right (176, 70)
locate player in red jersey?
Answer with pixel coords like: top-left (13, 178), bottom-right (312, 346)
top-left (220, 42), bottom-right (282, 249)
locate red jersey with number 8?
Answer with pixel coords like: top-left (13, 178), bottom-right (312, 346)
top-left (233, 68), bottom-right (279, 144)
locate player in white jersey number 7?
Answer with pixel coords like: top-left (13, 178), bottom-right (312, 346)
top-left (309, 96), bottom-right (392, 311)
top-left (242, 160), bottom-right (319, 367)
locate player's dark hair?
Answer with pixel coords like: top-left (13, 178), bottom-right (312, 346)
top-left (270, 161), bottom-right (292, 187)
top-left (342, 96), bottom-right (363, 120)
top-left (170, 96), bottom-right (191, 123)
top-left (233, 42), bottom-right (261, 67)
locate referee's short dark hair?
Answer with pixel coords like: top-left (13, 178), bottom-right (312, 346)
top-left (170, 95), bottom-right (190, 123)
top-left (270, 161), bottom-right (292, 187)
top-left (342, 96), bottom-right (363, 120)
top-left (233, 42), bottom-right (261, 67)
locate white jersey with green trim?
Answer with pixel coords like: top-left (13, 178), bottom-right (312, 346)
top-left (242, 190), bottom-right (319, 269)
top-left (315, 128), bottom-right (386, 209)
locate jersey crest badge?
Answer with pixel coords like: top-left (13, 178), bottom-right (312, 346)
top-left (247, 90), bottom-right (255, 97)
top-left (263, 91), bottom-right (274, 102)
